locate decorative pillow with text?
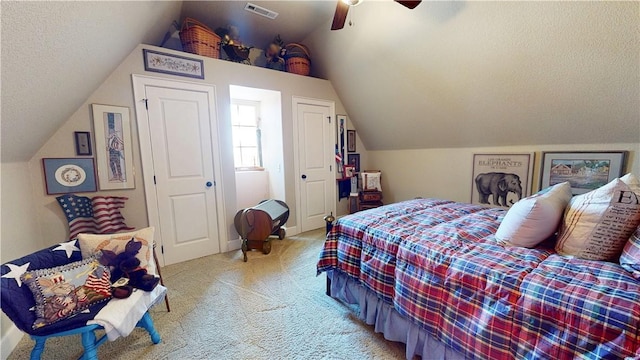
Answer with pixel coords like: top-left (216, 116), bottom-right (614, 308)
top-left (555, 177), bottom-right (640, 261)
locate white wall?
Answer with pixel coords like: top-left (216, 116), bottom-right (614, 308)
top-left (24, 44), bottom-right (364, 254)
top-left (0, 162), bottom-right (42, 348)
top-left (370, 143), bottom-right (639, 205)
top-left (235, 171), bottom-right (270, 211)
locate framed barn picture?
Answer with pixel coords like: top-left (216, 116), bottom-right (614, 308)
top-left (540, 151), bottom-right (627, 195)
top-left (91, 104), bottom-right (135, 190)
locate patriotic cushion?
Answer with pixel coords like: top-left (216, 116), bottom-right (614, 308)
top-left (496, 182), bottom-right (572, 248)
top-left (556, 176), bottom-right (640, 261)
top-left (21, 255), bottom-right (112, 329)
top-left (620, 225), bottom-right (640, 279)
top-left (77, 227), bottom-right (156, 276)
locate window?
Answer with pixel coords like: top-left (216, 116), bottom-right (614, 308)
top-left (230, 100), bottom-right (262, 169)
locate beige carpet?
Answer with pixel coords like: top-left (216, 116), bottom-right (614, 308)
top-left (7, 229), bottom-right (407, 359)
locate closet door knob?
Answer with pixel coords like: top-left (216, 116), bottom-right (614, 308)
top-left (301, 174), bottom-right (307, 179)
top-left (206, 181), bottom-right (213, 187)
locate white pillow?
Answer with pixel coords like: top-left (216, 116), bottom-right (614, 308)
top-left (555, 176), bottom-right (640, 261)
top-left (77, 227), bottom-right (156, 275)
top-left (495, 182), bottom-right (572, 248)
top-left (620, 173), bottom-right (640, 192)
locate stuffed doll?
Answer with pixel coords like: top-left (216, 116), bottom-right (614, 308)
top-left (99, 238), bottom-right (160, 298)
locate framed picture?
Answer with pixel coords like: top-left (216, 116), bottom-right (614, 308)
top-left (344, 165), bottom-right (356, 178)
top-left (471, 153), bottom-right (534, 208)
top-left (347, 130), bottom-right (356, 152)
top-left (74, 131), bottom-right (92, 156)
top-left (143, 49), bottom-right (204, 79)
top-left (92, 104), bottom-right (135, 190)
top-left (540, 151), bottom-right (627, 195)
top-left (347, 153), bottom-right (361, 173)
top-left (42, 158), bottom-right (97, 195)
top-left (337, 115), bottom-right (347, 160)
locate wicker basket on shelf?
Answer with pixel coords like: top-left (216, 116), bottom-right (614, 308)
top-left (179, 17), bottom-right (221, 59)
top-left (284, 43), bottom-right (311, 76)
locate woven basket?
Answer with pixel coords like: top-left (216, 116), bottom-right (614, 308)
top-left (179, 17), bottom-right (220, 59)
top-left (285, 43), bottom-right (311, 76)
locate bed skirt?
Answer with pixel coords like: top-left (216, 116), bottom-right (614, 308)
top-left (328, 270), bottom-right (466, 360)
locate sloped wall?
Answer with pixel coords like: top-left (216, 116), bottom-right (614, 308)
top-left (304, 1), bottom-right (639, 152)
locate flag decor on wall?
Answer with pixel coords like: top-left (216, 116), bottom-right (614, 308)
top-left (56, 194), bottom-right (134, 240)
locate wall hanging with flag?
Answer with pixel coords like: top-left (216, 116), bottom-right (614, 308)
top-left (56, 194), bottom-right (134, 240)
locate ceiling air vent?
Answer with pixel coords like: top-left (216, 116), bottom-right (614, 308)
top-left (244, 3), bottom-right (279, 20)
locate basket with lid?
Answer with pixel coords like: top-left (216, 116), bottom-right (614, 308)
top-left (284, 43), bottom-right (311, 76)
top-left (179, 17), bottom-right (221, 59)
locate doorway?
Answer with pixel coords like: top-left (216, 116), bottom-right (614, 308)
top-left (132, 75), bottom-right (226, 266)
top-left (292, 97), bottom-right (336, 232)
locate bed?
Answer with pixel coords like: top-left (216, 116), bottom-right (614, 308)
top-left (317, 198), bottom-right (640, 359)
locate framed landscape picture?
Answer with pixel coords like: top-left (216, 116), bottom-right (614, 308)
top-left (471, 153), bottom-right (534, 208)
top-left (540, 151), bottom-right (627, 195)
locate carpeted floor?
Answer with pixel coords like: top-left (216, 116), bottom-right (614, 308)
top-left (7, 229), bottom-right (407, 359)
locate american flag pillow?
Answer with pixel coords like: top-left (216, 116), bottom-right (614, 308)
top-left (21, 255), bottom-right (112, 329)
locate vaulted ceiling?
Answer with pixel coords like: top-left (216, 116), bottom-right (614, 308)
top-left (2, 1), bottom-right (638, 162)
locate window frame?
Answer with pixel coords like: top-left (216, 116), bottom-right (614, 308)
top-left (230, 99), bottom-right (263, 171)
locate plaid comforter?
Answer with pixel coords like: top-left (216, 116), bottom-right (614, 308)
top-left (317, 198), bottom-right (640, 359)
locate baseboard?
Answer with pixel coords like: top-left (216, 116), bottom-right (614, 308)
top-left (283, 225), bottom-right (298, 237)
top-left (227, 236), bottom-right (242, 251)
top-left (227, 226), bottom-right (300, 253)
top-left (1, 323), bottom-right (24, 360)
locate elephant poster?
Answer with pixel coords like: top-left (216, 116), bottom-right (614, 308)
top-left (471, 154), bottom-right (534, 208)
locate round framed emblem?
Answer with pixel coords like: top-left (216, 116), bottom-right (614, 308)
top-left (54, 164), bottom-right (87, 187)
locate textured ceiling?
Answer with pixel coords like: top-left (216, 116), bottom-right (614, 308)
top-left (1, 1), bottom-right (638, 162)
top-left (304, 1), bottom-right (640, 150)
top-left (1, 1), bottom-right (182, 162)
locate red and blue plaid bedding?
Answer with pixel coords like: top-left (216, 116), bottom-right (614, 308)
top-left (317, 198), bottom-right (640, 359)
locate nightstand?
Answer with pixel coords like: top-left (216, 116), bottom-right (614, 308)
top-left (348, 193), bottom-right (360, 214)
top-left (359, 190), bottom-right (383, 211)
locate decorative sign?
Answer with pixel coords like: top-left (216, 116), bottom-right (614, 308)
top-left (143, 49), bottom-right (205, 79)
top-left (471, 153), bottom-right (534, 208)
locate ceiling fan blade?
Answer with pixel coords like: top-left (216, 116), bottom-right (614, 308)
top-left (395, 0), bottom-right (422, 9)
top-left (331, 1), bottom-right (350, 30)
